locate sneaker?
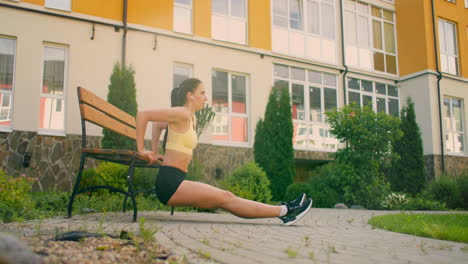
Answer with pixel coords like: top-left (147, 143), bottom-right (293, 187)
top-left (280, 198), bottom-right (313, 226)
top-left (282, 193), bottom-right (306, 208)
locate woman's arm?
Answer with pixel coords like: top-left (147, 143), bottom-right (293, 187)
top-left (152, 121), bottom-right (167, 155)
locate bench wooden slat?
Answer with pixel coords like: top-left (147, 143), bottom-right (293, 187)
top-left (78, 87), bottom-right (136, 127)
top-left (80, 104), bottom-right (136, 139)
top-left (82, 148), bottom-right (162, 168)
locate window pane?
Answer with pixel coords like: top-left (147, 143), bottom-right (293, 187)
top-left (176, 0), bottom-right (191, 5)
top-left (358, 16), bottom-right (369, 48)
top-left (388, 98), bottom-right (399, 116)
top-left (174, 6), bottom-right (191, 34)
top-left (438, 20), bottom-right (446, 53)
top-left (349, 91), bottom-right (360, 105)
top-left (344, 0), bottom-right (355, 10)
top-left (383, 10), bottom-right (393, 22)
top-left (212, 113), bottom-right (229, 141)
top-left (0, 94), bottom-right (11, 123)
top-left (231, 116), bottom-right (247, 142)
top-left (454, 134), bottom-right (464, 153)
top-left (445, 22), bottom-right (456, 55)
top-left (231, 74), bottom-right (246, 114)
top-left (363, 95), bottom-right (373, 108)
top-left (0, 38), bottom-right (15, 91)
top-left (307, 0), bottom-right (320, 34)
top-left (289, 0), bottom-right (303, 30)
top-left (377, 97), bottom-right (386, 113)
top-left (384, 22), bottom-right (395, 53)
top-left (373, 51), bottom-right (385, 72)
top-left (372, 20), bottom-right (382, 50)
top-left (361, 80), bottom-right (373, 92)
top-left (291, 67), bottom-right (305, 81)
top-left (231, 0), bottom-right (245, 18)
top-left (308, 70), bottom-right (321, 84)
top-left (293, 122), bottom-right (307, 147)
top-left (387, 85), bottom-right (398, 97)
top-left (376, 83), bottom-right (386, 95)
top-left (452, 99), bottom-right (463, 132)
top-left (445, 133), bottom-right (454, 153)
top-left (173, 65), bottom-right (192, 88)
top-left (213, 0), bottom-right (228, 15)
top-left (42, 47), bottom-right (65, 95)
top-left (274, 64), bottom-right (289, 78)
top-left (39, 98), bottom-right (64, 130)
top-left (323, 73), bottom-right (336, 87)
top-left (345, 11), bottom-right (357, 46)
top-left (324, 88), bottom-right (337, 112)
top-left (212, 71), bottom-right (229, 113)
top-left (386, 54), bottom-right (397, 74)
top-left (371, 6), bottom-right (381, 18)
top-left (292, 84), bottom-right (305, 120)
top-left (357, 2), bottom-right (368, 14)
top-left (348, 78), bottom-right (359, 90)
top-left (274, 79), bottom-right (289, 90)
top-left (309, 86), bottom-right (321, 122)
top-left (321, 3), bottom-right (335, 39)
top-left (444, 98), bottom-right (452, 130)
top-left (273, 0), bottom-right (288, 27)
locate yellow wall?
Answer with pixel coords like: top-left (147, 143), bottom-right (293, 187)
top-left (73, 0), bottom-right (122, 21)
top-left (21, 0), bottom-right (44, 5)
top-left (194, 0), bottom-right (211, 38)
top-left (128, 0), bottom-right (172, 30)
top-left (248, 0), bottom-right (271, 50)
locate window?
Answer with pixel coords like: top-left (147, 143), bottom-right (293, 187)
top-left (344, 0), bottom-right (397, 74)
top-left (445, 0), bottom-right (455, 3)
top-left (45, 0), bottom-right (71, 11)
top-left (39, 45), bottom-right (68, 134)
top-left (0, 37), bottom-right (15, 130)
top-left (174, 0), bottom-right (192, 34)
top-left (212, 0), bottom-right (247, 44)
top-left (438, 19), bottom-right (459, 75)
top-left (212, 70), bottom-right (249, 144)
top-left (466, 0), bottom-right (468, 7)
top-left (274, 64), bottom-right (340, 150)
top-left (272, 0), bottom-right (337, 63)
top-left (173, 63), bottom-right (193, 89)
top-left (347, 77), bottom-right (399, 116)
top-left (444, 97), bottom-right (465, 154)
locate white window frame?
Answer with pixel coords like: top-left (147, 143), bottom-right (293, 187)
top-left (173, 62), bottom-right (193, 89)
top-left (346, 77), bottom-right (399, 117)
top-left (212, 0), bottom-right (248, 45)
top-left (38, 44), bottom-right (68, 136)
top-left (438, 19), bottom-right (459, 75)
top-left (445, 0), bottom-right (456, 3)
top-left (173, 0), bottom-right (193, 34)
top-left (271, 0), bottom-right (338, 64)
top-left (0, 36), bottom-right (16, 132)
top-left (444, 97), bottom-right (465, 155)
top-left (211, 69), bottom-right (250, 147)
top-left (465, 0), bottom-right (468, 8)
top-left (344, 0), bottom-right (398, 76)
top-left (273, 64), bottom-right (340, 151)
top-left (45, 0), bottom-right (72, 12)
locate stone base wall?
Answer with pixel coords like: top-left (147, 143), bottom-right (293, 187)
top-left (0, 131), bottom-right (100, 192)
top-left (424, 154), bottom-right (468, 181)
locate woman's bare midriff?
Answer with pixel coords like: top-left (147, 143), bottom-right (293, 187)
top-left (161, 149), bottom-right (192, 173)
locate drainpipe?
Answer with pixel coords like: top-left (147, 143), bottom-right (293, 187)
top-left (340, 0), bottom-right (349, 105)
top-left (122, 0), bottom-right (128, 66)
top-left (431, 0), bottom-right (445, 173)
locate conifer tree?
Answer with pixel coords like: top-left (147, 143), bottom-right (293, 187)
top-left (389, 97), bottom-right (425, 195)
top-left (102, 63), bottom-right (138, 150)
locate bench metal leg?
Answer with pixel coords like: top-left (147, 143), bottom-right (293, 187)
top-left (67, 154), bottom-right (86, 218)
top-left (171, 206), bottom-right (174, 215)
top-left (126, 161), bottom-right (138, 222)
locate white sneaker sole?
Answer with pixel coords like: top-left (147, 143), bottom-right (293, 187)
top-left (284, 199), bottom-right (313, 226)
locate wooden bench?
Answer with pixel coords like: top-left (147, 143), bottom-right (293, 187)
top-left (67, 86), bottom-right (167, 222)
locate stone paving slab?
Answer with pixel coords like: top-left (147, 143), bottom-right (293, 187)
top-left (1, 209), bottom-right (467, 263)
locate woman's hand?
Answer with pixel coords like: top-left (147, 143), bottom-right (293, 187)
top-left (139, 150), bottom-right (161, 165)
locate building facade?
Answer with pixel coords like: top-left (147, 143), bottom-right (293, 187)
top-left (0, 0), bottom-right (466, 191)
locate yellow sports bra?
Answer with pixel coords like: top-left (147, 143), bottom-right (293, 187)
top-left (166, 115), bottom-right (198, 155)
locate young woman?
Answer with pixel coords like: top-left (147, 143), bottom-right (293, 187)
top-left (136, 78), bottom-right (312, 225)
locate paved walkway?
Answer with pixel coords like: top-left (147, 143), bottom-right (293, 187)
top-left (1, 209), bottom-right (467, 263)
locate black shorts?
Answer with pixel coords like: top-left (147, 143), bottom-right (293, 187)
top-left (155, 166), bottom-right (186, 205)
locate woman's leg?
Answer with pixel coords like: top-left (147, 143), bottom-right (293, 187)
top-left (167, 180), bottom-right (281, 219)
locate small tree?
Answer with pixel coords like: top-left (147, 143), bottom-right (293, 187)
top-left (325, 104), bottom-right (402, 208)
top-left (102, 63), bottom-right (138, 150)
top-left (195, 104), bottom-right (215, 137)
top-left (254, 84), bottom-right (294, 201)
top-left (388, 98), bottom-right (425, 195)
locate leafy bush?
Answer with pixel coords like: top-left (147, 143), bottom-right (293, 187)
top-left (0, 171), bottom-right (37, 222)
top-left (307, 163), bottom-right (342, 208)
top-left (186, 159), bottom-right (203, 182)
top-left (400, 197), bottom-right (447, 211)
top-left (222, 162), bottom-right (272, 203)
top-left (284, 183), bottom-right (311, 201)
top-left (455, 172), bottom-right (468, 209)
top-left (381, 193), bottom-right (409, 210)
top-left (309, 186), bottom-right (340, 208)
top-left (426, 176), bottom-right (462, 209)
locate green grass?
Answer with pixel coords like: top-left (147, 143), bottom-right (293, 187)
top-left (368, 213), bottom-right (468, 243)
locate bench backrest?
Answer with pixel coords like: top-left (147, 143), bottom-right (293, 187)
top-left (77, 86), bottom-right (136, 139)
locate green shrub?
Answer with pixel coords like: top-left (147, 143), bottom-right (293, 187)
top-left (222, 162), bottom-right (272, 203)
top-left (426, 176), bottom-right (462, 209)
top-left (454, 171), bottom-right (468, 210)
top-left (284, 182), bottom-right (311, 201)
top-left (309, 186), bottom-right (340, 208)
top-left (0, 171), bottom-right (37, 222)
top-left (307, 163), bottom-right (342, 208)
top-left (187, 159), bottom-right (203, 182)
top-left (380, 193), bottom-right (409, 210)
top-left (401, 197), bottom-right (447, 211)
